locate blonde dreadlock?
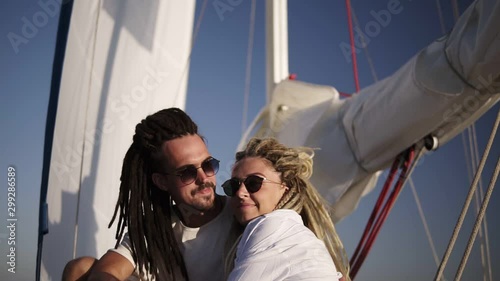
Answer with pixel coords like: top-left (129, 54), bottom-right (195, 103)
top-left (224, 137), bottom-right (350, 280)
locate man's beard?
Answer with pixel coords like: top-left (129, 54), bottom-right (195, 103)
top-left (190, 181), bottom-right (216, 211)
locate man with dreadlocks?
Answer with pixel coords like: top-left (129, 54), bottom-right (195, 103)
top-left (62, 108), bottom-right (232, 281)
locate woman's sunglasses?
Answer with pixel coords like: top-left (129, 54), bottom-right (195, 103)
top-left (222, 175), bottom-right (282, 196)
top-left (165, 157), bottom-right (220, 184)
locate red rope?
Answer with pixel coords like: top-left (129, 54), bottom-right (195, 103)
top-left (345, 0), bottom-right (361, 92)
top-left (349, 147), bottom-right (416, 279)
top-left (339, 91), bottom-right (353, 98)
top-left (349, 159), bottom-right (401, 266)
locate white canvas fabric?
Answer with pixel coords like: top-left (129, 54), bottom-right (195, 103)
top-left (343, 0), bottom-right (500, 172)
top-left (239, 0), bottom-right (500, 222)
top-left (41, 1), bottom-right (196, 280)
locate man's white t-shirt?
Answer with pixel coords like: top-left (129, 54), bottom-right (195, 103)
top-left (111, 197), bottom-right (233, 281)
top-left (227, 209), bottom-right (343, 281)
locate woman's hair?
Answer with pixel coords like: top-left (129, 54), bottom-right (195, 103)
top-left (225, 137), bottom-right (350, 280)
top-left (109, 108), bottom-right (199, 281)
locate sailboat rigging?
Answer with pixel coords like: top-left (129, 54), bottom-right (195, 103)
top-left (34, 0), bottom-right (499, 280)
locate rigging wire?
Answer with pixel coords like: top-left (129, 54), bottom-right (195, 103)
top-left (350, 158), bottom-right (403, 271)
top-left (436, 2), bottom-right (492, 279)
top-left (347, 4), bottom-right (442, 277)
top-left (345, 0), bottom-right (361, 92)
top-left (471, 123), bottom-right (493, 281)
top-left (455, 156), bottom-right (500, 281)
top-left (434, 109), bottom-right (500, 281)
top-left (435, 0), bottom-right (448, 35)
top-left (472, 124), bottom-right (494, 281)
top-left (409, 177), bottom-right (441, 267)
top-left (351, 7), bottom-right (379, 83)
top-left (461, 131), bottom-right (474, 184)
top-left (173, 0), bottom-right (209, 100)
top-left (344, 1), bottom-right (496, 278)
top-left (242, 0), bottom-right (257, 135)
top-left (451, 0), bottom-right (461, 23)
top-left (347, 4), bottom-right (445, 278)
top-left (468, 126), bottom-right (489, 281)
top-left (350, 145), bottom-right (424, 279)
top-left (463, 127), bottom-right (489, 281)
top-left (191, 0), bottom-right (209, 49)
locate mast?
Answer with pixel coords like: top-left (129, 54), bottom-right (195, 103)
top-left (37, 3), bottom-right (74, 281)
top-left (265, 0), bottom-right (289, 102)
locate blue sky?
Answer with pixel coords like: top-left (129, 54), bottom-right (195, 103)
top-left (1, 0), bottom-right (499, 280)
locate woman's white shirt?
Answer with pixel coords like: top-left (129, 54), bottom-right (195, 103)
top-left (228, 209), bottom-right (343, 281)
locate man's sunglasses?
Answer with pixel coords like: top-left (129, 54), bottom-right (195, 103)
top-left (165, 157), bottom-right (220, 184)
top-left (222, 175), bottom-right (282, 196)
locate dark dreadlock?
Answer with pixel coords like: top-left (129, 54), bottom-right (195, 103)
top-left (109, 108), bottom-right (198, 281)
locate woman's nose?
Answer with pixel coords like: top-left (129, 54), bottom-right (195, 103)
top-left (234, 181), bottom-right (249, 197)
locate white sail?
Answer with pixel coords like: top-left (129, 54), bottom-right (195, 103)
top-left (41, 1), bottom-right (195, 280)
top-left (239, 0), bottom-right (500, 222)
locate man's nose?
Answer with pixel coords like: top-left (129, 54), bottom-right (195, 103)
top-left (195, 167), bottom-right (208, 183)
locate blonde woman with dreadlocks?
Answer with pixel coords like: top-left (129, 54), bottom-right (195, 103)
top-left (222, 138), bottom-right (350, 281)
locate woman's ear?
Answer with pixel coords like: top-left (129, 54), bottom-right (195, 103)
top-left (152, 173), bottom-right (169, 191)
top-left (280, 184), bottom-right (289, 197)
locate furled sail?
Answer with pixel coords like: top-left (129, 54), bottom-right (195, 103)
top-left (239, 0), bottom-right (500, 222)
top-left (40, 1), bottom-right (195, 279)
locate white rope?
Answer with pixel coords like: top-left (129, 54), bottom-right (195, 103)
top-left (409, 176), bottom-right (441, 267)
top-left (439, 3), bottom-right (492, 279)
top-left (467, 125), bottom-right (488, 281)
top-left (472, 123), bottom-right (494, 281)
top-left (434, 109), bottom-right (500, 281)
top-left (242, 0), bottom-right (257, 135)
top-left (454, 156), bottom-right (500, 281)
top-left (461, 126), bottom-right (489, 281)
